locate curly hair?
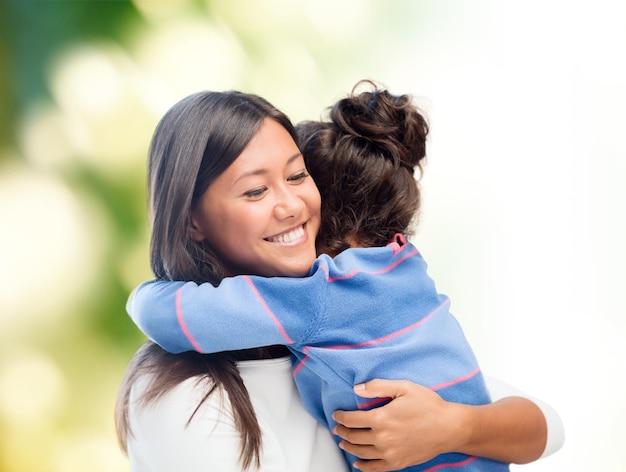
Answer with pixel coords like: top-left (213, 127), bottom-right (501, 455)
top-left (297, 80), bottom-right (429, 256)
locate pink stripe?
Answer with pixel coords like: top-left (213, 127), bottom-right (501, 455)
top-left (422, 455), bottom-right (478, 472)
top-left (357, 397), bottom-right (390, 409)
top-left (326, 248), bottom-right (419, 282)
top-left (326, 297), bottom-right (451, 350)
top-left (326, 268), bottom-right (361, 282)
top-left (429, 366), bottom-right (481, 392)
top-left (293, 348), bottom-right (311, 376)
top-left (244, 276), bottom-right (294, 344)
top-left (176, 287), bottom-right (204, 353)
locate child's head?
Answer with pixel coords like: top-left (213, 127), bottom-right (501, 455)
top-left (298, 80), bottom-right (429, 256)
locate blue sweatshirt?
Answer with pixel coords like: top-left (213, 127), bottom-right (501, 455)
top-left (128, 235), bottom-right (509, 471)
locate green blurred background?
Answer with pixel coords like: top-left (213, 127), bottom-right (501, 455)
top-left (1, 1), bottom-right (625, 471)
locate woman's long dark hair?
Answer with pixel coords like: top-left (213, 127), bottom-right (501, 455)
top-left (298, 80), bottom-right (429, 256)
top-left (115, 91), bottom-right (298, 470)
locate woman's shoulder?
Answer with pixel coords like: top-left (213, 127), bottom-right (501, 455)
top-left (126, 359), bottom-right (348, 472)
top-left (129, 374), bottom-right (231, 435)
top-left (127, 374), bottom-right (246, 471)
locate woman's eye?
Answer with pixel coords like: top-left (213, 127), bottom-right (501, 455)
top-left (243, 187), bottom-right (267, 198)
top-left (288, 171), bottom-right (309, 183)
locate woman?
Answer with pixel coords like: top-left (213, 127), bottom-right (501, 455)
top-left (115, 89), bottom-right (562, 471)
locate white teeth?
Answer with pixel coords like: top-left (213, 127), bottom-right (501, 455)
top-left (268, 226), bottom-right (304, 243)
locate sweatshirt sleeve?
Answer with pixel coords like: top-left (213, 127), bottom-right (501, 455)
top-left (127, 273), bottom-right (327, 354)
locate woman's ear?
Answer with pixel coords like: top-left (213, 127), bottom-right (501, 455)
top-left (189, 211), bottom-right (206, 242)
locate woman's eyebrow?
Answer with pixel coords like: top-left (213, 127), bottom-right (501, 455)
top-left (233, 152), bottom-right (303, 184)
top-left (286, 152), bottom-right (303, 164)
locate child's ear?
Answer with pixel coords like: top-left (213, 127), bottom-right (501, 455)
top-left (189, 212), bottom-right (206, 242)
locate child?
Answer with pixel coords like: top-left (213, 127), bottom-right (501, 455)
top-left (127, 82), bottom-right (509, 471)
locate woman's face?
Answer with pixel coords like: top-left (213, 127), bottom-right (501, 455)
top-left (190, 118), bottom-right (321, 278)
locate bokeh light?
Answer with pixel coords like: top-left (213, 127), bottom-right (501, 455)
top-left (0, 167), bottom-right (104, 333)
top-left (49, 43), bottom-right (159, 174)
top-left (0, 349), bottom-right (66, 428)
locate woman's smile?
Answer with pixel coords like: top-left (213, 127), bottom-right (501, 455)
top-left (265, 224), bottom-right (307, 245)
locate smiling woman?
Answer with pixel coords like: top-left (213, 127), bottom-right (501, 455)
top-left (189, 118), bottom-right (321, 279)
top-left (115, 90), bottom-right (346, 471)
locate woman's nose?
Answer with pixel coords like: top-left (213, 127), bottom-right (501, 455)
top-left (273, 186), bottom-right (304, 220)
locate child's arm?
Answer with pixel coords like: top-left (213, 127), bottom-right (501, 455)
top-left (127, 274), bottom-right (324, 354)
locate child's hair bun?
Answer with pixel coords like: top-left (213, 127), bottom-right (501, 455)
top-left (296, 80), bottom-right (428, 253)
top-left (329, 80), bottom-right (428, 171)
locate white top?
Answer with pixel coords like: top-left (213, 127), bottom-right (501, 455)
top-left (127, 356), bottom-right (349, 472)
top-left (126, 357), bottom-right (564, 471)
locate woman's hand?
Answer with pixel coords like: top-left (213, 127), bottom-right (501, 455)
top-left (332, 379), bottom-right (547, 472)
top-left (332, 379), bottom-right (465, 471)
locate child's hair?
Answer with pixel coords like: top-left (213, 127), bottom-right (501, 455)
top-left (297, 80), bottom-right (429, 255)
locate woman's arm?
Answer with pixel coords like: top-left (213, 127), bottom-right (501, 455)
top-left (332, 379), bottom-right (563, 472)
top-left (484, 376), bottom-right (564, 460)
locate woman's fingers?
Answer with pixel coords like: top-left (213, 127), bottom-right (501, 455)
top-left (351, 459), bottom-right (397, 472)
top-left (338, 441), bottom-right (378, 460)
top-left (332, 409), bottom-right (371, 429)
top-left (332, 378), bottom-right (455, 469)
top-left (333, 378), bottom-right (413, 428)
top-left (333, 423), bottom-right (374, 446)
top-left (353, 378), bottom-right (412, 399)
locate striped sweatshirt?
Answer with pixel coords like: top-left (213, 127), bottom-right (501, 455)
top-left (128, 235), bottom-right (509, 471)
